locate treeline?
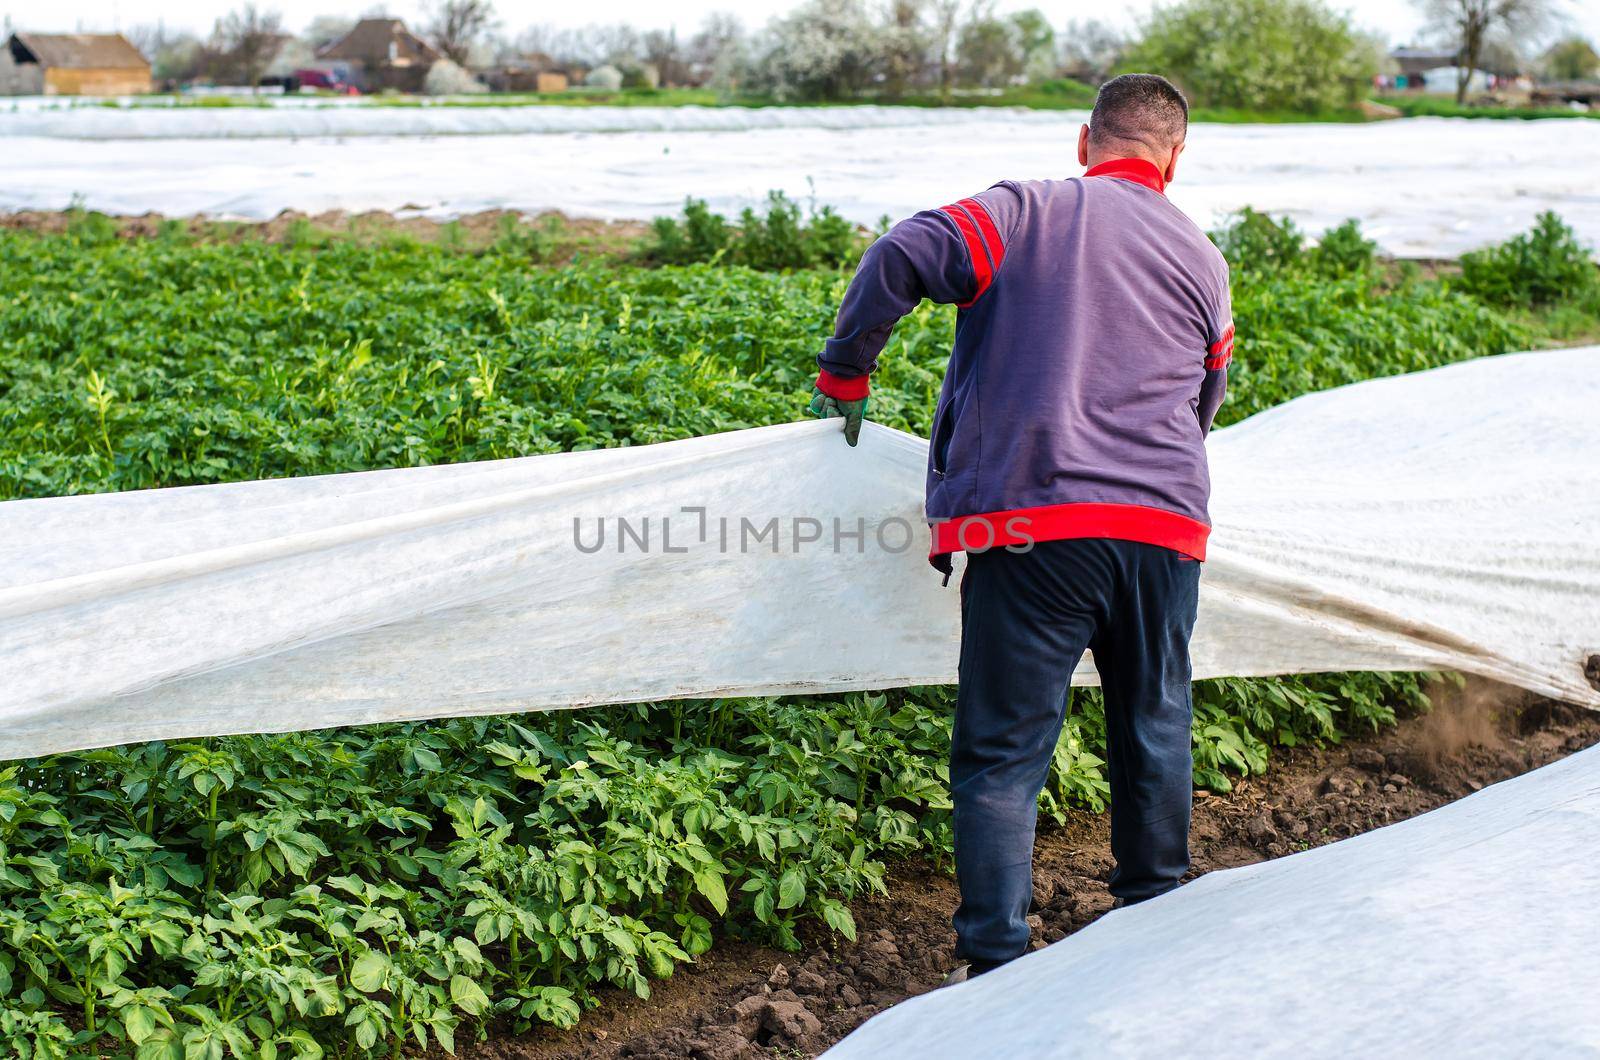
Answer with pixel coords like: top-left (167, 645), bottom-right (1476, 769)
top-left (125, 0), bottom-right (1598, 113)
top-left (124, 0), bottom-right (1129, 100)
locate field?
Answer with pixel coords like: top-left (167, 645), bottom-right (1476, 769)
top-left (528, 695), bottom-right (1600, 1057)
top-left (17, 84), bottom-right (1600, 123)
top-left (1382, 94), bottom-right (1600, 121)
top-left (1, 204), bottom-right (1598, 1058)
top-left (7, 107), bottom-right (1600, 259)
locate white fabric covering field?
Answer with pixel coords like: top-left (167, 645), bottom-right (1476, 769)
top-left (5, 105), bottom-right (1600, 257)
top-left (1, 346), bottom-right (1596, 760)
top-left (12, 100), bottom-right (1087, 136)
top-left (825, 738), bottom-right (1600, 1059)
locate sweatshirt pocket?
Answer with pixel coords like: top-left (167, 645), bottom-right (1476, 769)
top-left (930, 400), bottom-right (957, 477)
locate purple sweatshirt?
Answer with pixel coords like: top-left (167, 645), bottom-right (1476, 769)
top-left (815, 157), bottom-right (1233, 567)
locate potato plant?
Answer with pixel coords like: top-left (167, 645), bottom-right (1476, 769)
top-left (0, 211), bottom-right (1588, 1056)
top-left (0, 681), bottom-right (1425, 1058)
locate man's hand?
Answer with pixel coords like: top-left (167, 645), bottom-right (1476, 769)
top-left (809, 386), bottom-right (868, 447)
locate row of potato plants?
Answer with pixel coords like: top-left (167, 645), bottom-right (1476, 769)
top-left (0, 209), bottom-right (1593, 1057)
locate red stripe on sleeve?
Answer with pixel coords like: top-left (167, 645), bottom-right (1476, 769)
top-left (938, 204), bottom-right (993, 307)
top-left (958, 197), bottom-right (1005, 274)
top-left (1206, 324), bottom-right (1235, 370)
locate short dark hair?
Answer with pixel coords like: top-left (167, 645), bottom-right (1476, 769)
top-left (1089, 73), bottom-right (1188, 154)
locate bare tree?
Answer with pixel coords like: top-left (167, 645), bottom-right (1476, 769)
top-left (515, 23), bottom-right (582, 63)
top-left (641, 28), bottom-right (683, 87)
top-left (584, 24), bottom-right (645, 67)
top-left (127, 22), bottom-right (206, 84)
top-left (214, 4), bottom-right (283, 92)
top-left (1058, 18), bottom-right (1124, 83)
top-left (124, 22), bottom-right (167, 61)
top-left (1415, 0), bottom-right (1557, 102)
top-left (686, 13), bottom-right (746, 88)
top-left (303, 15), bottom-right (355, 52)
top-left (879, 0), bottom-right (929, 97)
top-left (425, 0), bottom-right (498, 66)
top-left (514, 24), bottom-right (554, 56)
top-left (930, 0), bottom-right (962, 100)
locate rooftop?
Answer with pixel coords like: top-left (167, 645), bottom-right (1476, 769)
top-left (7, 32), bottom-right (149, 70)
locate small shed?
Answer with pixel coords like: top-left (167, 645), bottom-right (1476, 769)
top-left (1, 32), bottom-right (152, 96)
top-left (483, 54), bottom-right (573, 93)
top-left (316, 18), bottom-right (439, 93)
top-left (1422, 66), bottom-right (1490, 94)
top-left (1389, 47), bottom-right (1459, 89)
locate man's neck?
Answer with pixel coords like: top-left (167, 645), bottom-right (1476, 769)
top-left (1083, 156), bottom-right (1167, 195)
top-left (1084, 149), bottom-right (1164, 171)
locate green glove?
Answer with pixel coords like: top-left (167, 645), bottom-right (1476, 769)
top-left (808, 386), bottom-right (868, 447)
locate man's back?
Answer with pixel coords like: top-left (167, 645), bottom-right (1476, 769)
top-left (816, 156), bottom-right (1233, 562)
top-left (932, 169), bottom-right (1233, 527)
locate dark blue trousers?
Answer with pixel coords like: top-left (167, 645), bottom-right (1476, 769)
top-left (951, 538), bottom-right (1201, 966)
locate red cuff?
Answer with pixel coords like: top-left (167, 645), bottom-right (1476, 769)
top-left (815, 369), bottom-right (870, 401)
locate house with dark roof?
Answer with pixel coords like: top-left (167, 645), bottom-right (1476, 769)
top-left (1389, 47), bottom-right (1461, 85)
top-left (1, 32), bottom-right (152, 96)
top-left (316, 18), bottom-right (439, 93)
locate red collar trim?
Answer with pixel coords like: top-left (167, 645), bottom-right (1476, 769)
top-left (1084, 157), bottom-right (1167, 195)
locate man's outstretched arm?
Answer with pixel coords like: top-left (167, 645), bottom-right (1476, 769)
top-left (811, 189), bottom-right (1017, 445)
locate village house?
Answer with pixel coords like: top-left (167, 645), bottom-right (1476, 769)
top-left (315, 18), bottom-right (438, 93)
top-left (483, 52), bottom-right (577, 93)
top-left (1, 32), bottom-right (152, 96)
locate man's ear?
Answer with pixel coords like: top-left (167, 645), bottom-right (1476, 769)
top-left (1078, 124), bottom-right (1090, 167)
top-left (1164, 141), bottom-right (1186, 184)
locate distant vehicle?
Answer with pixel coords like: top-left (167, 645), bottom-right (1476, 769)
top-left (289, 69), bottom-right (359, 95)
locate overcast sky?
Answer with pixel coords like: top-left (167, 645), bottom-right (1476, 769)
top-left (3, 0), bottom-right (1597, 48)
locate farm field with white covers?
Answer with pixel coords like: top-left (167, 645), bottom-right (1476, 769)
top-left (5, 101), bottom-right (1600, 257)
top-left (6, 82), bottom-right (1600, 1060)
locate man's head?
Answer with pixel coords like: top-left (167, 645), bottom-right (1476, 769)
top-left (1078, 73), bottom-right (1189, 184)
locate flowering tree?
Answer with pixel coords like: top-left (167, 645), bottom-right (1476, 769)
top-left (744, 0), bottom-right (887, 101)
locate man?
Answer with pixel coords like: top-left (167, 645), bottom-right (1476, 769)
top-left (808, 74), bottom-right (1232, 978)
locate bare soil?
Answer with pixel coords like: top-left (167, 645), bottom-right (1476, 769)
top-left (0, 208), bottom-right (648, 262)
top-left (456, 682), bottom-right (1600, 1060)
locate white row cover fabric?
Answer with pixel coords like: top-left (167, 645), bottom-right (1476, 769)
top-left (1, 347), bottom-right (1597, 760)
top-left (6, 112), bottom-right (1599, 258)
top-left (825, 739), bottom-right (1600, 1059)
top-left (3, 101), bottom-right (1081, 139)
